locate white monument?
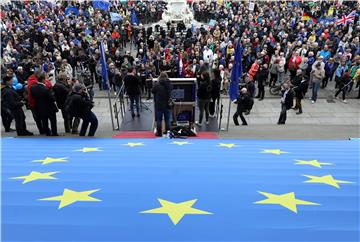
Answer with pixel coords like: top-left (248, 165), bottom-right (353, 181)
top-left (162, 0), bottom-right (194, 25)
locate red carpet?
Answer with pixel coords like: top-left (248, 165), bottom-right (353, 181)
top-left (113, 131), bottom-right (218, 139)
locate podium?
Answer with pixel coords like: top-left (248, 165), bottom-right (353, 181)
top-left (154, 78), bottom-right (197, 130)
top-left (170, 78), bottom-right (197, 128)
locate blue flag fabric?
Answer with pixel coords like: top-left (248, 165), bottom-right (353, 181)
top-left (65, 6), bottom-right (79, 16)
top-left (92, 0), bottom-right (110, 11)
top-left (131, 10), bottom-right (138, 25)
top-left (2, 138), bottom-right (359, 241)
top-left (110, 12), bottom-right (123, 23)
top-left (99, 42), bottom-right (109, 90)
top-left (229, 40), bottom-right (243, 101)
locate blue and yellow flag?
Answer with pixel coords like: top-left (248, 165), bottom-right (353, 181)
top-left (2, 138), bottom-right (359, 241)
top-left (229, 40), bottom-right (243, 101)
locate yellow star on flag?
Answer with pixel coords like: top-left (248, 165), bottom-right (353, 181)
top-left (75, 147), bottom-right (102, 153)
top-left (140, 198), bottom-right (212, 225)
top-left (295, 159), bottom-right (333, 168)
top-left (303, 174), bottom-right (354, 189)
top-left (39, 188), bottom-right (101, 209)
top-left (10, 171), bottom-right (59, 184)
top-left (254, 191), bottom-right (320, 213)
top-left (122, 142), bottom-right (144, 147)
top-left (32, 157), bottom-right (68, 165)
top-left (171, 141), bottom-right (191, 145)
top-left (218, 143), bottom-right (237, 148)
top-left (261, 149), bottom-right (288, 155)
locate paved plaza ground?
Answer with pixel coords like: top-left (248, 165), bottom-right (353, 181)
top-left (2, 81), bottom-right (359, 139)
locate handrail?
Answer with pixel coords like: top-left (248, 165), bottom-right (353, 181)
top-left (113, 83), bottom-right (126, 130)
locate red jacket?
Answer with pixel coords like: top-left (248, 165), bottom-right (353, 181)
top-left (288, 56), bottom-right (302, 70)
top-left (27, 74), bottom-right (53, 109)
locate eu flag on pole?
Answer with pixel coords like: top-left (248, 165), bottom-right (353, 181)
top-left (229, 40), bottom-right (243, 101)
top-left (131, 9), bottom-right (138, 25)
top-left (99, 42), bottom-right (109, 90)
top-left (92, 0), bottom-right (110, 12)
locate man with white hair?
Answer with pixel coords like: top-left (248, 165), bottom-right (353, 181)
top-left (233, 87), bottom-right (251, 126)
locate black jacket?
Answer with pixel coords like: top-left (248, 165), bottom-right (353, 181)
top-left (281, 89), bottom-right (294, 109)
top-left (256, 68), bottom-right (269, 87)
top-left (30, 83), bottom-right (58, 117)
top-left (53, 82), bottom-right (70, 109)
top-left (152, 79), bottom-right (173, 111)
top-left (235, 93), bottom-right (252, 112)
top-left (66, 92), bottom-right (93, 117)
top-left (293, 76), bottom-right (308, 99)
top-left (1, 86), bottom-right (23, 111)
top-left (124, 74), bottom-right (141, 96)
top-left (211, 77), bottom-right (221, 99)
top-left (197, 77), bottom-right (212, 100)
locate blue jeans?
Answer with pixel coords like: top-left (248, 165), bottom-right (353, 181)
top-left (80, 111), bottom-right (98, 136)
top-left (311, 82), bottom-right (320, 102)
top-left (156, 109), bottom-right (171, 135)
top-left (129, 95), bottom-right (140, 115)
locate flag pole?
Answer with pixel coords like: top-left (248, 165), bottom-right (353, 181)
top-left (226, 95), bottom-right (231, 131)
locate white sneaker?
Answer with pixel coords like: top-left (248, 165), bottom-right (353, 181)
top-left (311, 100), bottom-right (315, 104)
top-left (343, 99), bottom-right (348, 103)
top-left (206, 121), bottom-right (209, 125)
top-left (195, 121), bottom-right (202, 126)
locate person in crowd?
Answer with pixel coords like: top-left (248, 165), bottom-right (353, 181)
top-left (209, 69), bottom-right (221, 118)
top-left (66, 83), bottom-right (98, 136)
top-left (196, 71), bottom-right (212, 126)
top-left (323, 58), bottom-right (336, 88)
top-left (288, 51), bottom-right (302, 80)
top-left (233, 87), bottom-right (251, 126)
top-left (1, 76), bottom-right (33, 136)
top-left (255, 64), bottom-right (269, 101)
top-left (292, 69), bottom-right (308, 115)
top-left (53, 74), bottom-right (71, 133)
top-left (335, 72), bottom-right (351, 103)
top-left (278, 82), bottom-right (294, 125)
top-left (30, 72), bottom-right (58, 136)
top-left (311, 62), bottom-right (325, 104)
top-left (124, 67), bottom-right (141, 118)
top-left (152, 72), bottom-right (173, 137)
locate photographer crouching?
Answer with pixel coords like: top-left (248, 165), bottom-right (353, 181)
top-left (65, 83), bottom-right (98, 136)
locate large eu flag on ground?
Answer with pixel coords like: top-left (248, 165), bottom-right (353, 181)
top-left (229, 40), bottom-right (243, 101)
top-left (2, 138), bottom-right (359, 241)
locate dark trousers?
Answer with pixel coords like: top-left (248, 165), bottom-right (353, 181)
top-left (322, 75), bottom-right (330, 88)
top-left (295, 98), bottom-right (302, 112)
top-left (290, 70), bottom-right (297, 80)
top-left (12, 109), bottom-right (28, 136)
top-left (269, 73), bottom-right (277, 87)
top-left (233, 110), bottom-right (247, 125)
top-left (41, 112), bottom-right (58, 136)
top-left (129, 94), bottom-right (140, 115)
top-left (80, 111), bottom-right (98, 136)
top-left (61, 109), bottom-right (71, 133)
top-left (1, 108), bottom-right (13, 131)
top-left (278, 104), bottom-right (288, 124)
top-left (198, 99), bottom-right (210, 123)
top-left (209, 97), bottom-right (219, 116)
top-left (156, 109), bottom-right (171, 135)
top-left (335, 86), bottom-right (346, 100)
top-left (31, 109), bottom-right (44, 134)
top-left (257, 85), bottom-right (265, 99)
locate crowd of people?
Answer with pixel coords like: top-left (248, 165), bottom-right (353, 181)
top-left (1, 0), bottom-right (360, 136)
